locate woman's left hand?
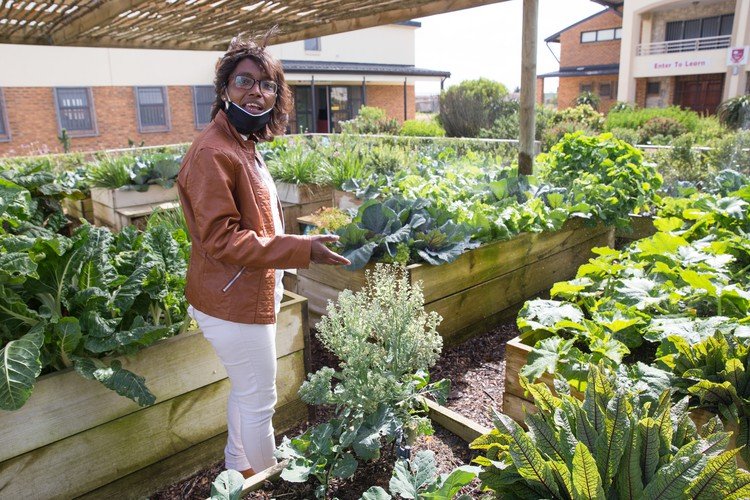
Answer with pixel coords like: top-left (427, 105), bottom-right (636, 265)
top-left (310, 235), bottom-right (351, 266)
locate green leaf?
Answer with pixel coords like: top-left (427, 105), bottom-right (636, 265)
top-left (572, 442), bottom-right (605, 500)
top-left (0, 327), bottom-right (44, 410)
top-left (526, 412), bottom-right (567, 463)
top-left (615, 418), bottom-right (644, 500)
top-left (72, 356), bottom-right (155, 406)
top-left (424, 466), bottom-right (480, 499)
top-left (209, 469), bottom-right (245, 500)
top-left (389, 450), bottom-right (437, 499)
top-left (55, 317), bottom-right (82, 357)
top-left (361, 486), bottom-right (392, 500)
top-left (595, 389), bottom-right (631, 488)
top-left (638, 418), bottom-right (661, 484)
top-left (686, 448), bottom-right (740, 499)
top-left (493, 411), bottom-right (561, 499)
top-left (640, 441), bottom-right (706, 500)
top-left (331, 451), bottom-right (357, 479)
top-left (521, 337), bottom-right (574, 381)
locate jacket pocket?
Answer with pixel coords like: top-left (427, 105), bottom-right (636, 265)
top-left (222, 266), bottom-right (245, 292)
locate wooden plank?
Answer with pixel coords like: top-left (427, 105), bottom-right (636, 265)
top-left (502, 392), bottom-right (537, 427)
top-left (90, 185), bottom-right (179, 210)
top-left (616, 215), bottom-right (656, 243)
top-left (428, 231), bottom-right (612, 344)
top-left (282, 202), bottom-right (302, 235)
top-left (282, 269), bottom-right (298, 294)
top-left (424, 398), bottom-right (491, 443)
top-left (276, 183), bottom-right (332, 205)
top-left (0, 353), bottom-right (306, 500)
top-left (296, 274), bottom-right (343, 319)
top-left (0, 293), bottom-right (306, 463)
top-left (333, 189), bottom-right (363, 210)
top-left (242, 460), bottom-right (289, 495)
top-left (116, 200), bottom-right (180, 218)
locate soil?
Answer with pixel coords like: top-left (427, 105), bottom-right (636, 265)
top-left (150, 321), bottom-right (518, 499)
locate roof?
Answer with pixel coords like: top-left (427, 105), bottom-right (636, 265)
top-left (591, 0), bottom-right (623, 7)
top-left (538, 63), bottom-right (619, 78)
top-left (544, 7), bottom-right (622, 43)
top-left (0, 0), bottom-right (504, 51)
top-left (282, 60), bottom-right (450, 78)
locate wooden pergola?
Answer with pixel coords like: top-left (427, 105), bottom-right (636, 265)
top-left (0, 0), bottom-right (540, 172)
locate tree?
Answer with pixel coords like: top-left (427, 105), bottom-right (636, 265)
top-left (438, 78), bottom-right (509, 137)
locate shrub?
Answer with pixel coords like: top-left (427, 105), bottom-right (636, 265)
top-left (438, 78), bottom-right (509, 137)
top-left (339, 106), bottom-right (399, 135)
top-left (541, 120), bottom-right (598, 152)
top-left (705, 129), bottom-right (750, 175)
top-left (399, 119), bottom-right (445, 137)
top-left (609, 126), bottom-right (641, 146)
top-left (480, 102), bottom-right (554, 141)
top-left (605, 105), bottom-right (699, 133)
top-left (693, 115), bottom-right (727, 143)
top-left (364, 143), bottom-right (411, 175)
top-left (610, 101), bottom-right (634, 113)
top-left (652, 133), bottom-right (712, 186)
top-left (639, 116), bottom-right (687, 144)
top-left (574, 90), bottom-right (600, 110)
top-left (716, 94), bottom-right (750, 130)
top-left (266, 142), bottom-right (327, 185)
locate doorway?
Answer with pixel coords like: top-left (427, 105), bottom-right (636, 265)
top-left (674, 73), bottom-right (725, 114)
top-left (291, 85), bottom-right (364, 133)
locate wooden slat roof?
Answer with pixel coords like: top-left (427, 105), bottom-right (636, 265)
top-left (0, 0), bottom-right (506, 51)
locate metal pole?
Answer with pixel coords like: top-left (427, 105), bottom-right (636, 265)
top-left (362, 76), bottom-right (367, 106)
top-left (403, 77), bottom-right (408, 121)
top-left (519, 0), bottom-right (538, 175)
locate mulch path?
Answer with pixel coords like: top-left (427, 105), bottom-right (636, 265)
top-left (150, 321), bottom-right (518, 499)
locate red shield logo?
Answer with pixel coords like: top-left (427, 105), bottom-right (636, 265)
top-left (731, 48), bottom-right (745, 64)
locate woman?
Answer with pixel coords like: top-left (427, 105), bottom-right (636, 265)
top-left (177, 31), bottom-right (349, 478)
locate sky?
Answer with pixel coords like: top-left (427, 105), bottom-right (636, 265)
top-left (413, 0), bottom-right (606, 95)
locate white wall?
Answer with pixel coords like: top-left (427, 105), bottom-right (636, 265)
top-left (0, 24), bottom-right (417, 87)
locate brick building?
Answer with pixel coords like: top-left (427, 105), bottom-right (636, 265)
top-left (0, 22), bottom-right (449, 157)
top-left (619, 0), bottom-right (749, 114)
top-left (537, 1), bottom-right (624, 113)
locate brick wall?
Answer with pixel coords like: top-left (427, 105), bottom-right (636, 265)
top-left (559, 9), bottom-right (622, 68)
top-left (635, 79), bottom-right (648, 108)
top-left (536, 77), bottom-right (544, 105)
top-left (558, 75), bottom-right (620, 113)
top-left (366, 84), bottom-right (415, 123)
top-left (0, 86), bottom-right (201, 157)
top-left (0, 83), bottom-right (417, 157)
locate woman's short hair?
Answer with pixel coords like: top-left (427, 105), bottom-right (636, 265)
top-left (211, 28), bottom-right (292, 141)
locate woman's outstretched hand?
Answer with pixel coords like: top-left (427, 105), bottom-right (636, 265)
top-left (310, 235), bottom-right (351, 266)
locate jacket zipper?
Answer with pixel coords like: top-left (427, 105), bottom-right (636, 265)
top-left (222, 267), bottom-right (245, 292)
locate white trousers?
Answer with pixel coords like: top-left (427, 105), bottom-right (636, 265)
top-left (188, 306), bottom-right (278, 472)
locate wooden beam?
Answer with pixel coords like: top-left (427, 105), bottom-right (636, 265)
top-left (518, 0), bottom-right (538, 175)
top-left (50, 0), bottom-right (152, 45)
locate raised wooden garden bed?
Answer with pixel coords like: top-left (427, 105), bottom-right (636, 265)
top-left (0, 291), bottom-right (310, 500)
top-left (62, 196), bottom-right (95, 223)
top-left (615, 214), bottom-right (656, 248)
top-left (333, 189), bottom-right (364, 210)
top-left (91, 185), bottom-right (179, 231)
top-left (277, 183), bottom-right (332, 235)
top-left (297, 219), bottom-right (614, 346)
top-left (503, 334), bottom-right (746, 467)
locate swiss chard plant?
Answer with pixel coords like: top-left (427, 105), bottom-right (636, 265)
top-left (472, 365), bottom-right (749, 499)
top-left (276, 265), bottom-right (449, 498)
top-left (0, 186), bottom-right (191, 410)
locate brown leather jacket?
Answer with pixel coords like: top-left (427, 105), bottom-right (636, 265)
top-left (177, 111), bottom-right (312, 324)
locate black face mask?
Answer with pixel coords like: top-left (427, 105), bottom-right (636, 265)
top-left (224, 99), bottom-right (273, 135)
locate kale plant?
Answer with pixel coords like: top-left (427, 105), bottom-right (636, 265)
top-left (276, 265), bottom-right (448, 498)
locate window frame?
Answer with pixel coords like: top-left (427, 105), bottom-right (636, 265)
top-left (646, 81), bottom-right (661, 95)
top-left (192, 85), bottom-right (214, 130)
top-left (580, 83), bottom-right (594, 93)
top-left (581, 27), bottom-right (622, 43)
top-left (598, 83), bottom-right (612, 98)
top-left (53, 87), bottom-right (98, 138)
top-left (135, 86), bottom-right (171, 133)
top-left (0, 88), bottom-right (10, 142)
top-left (580, 31), bottom-right (597, 43)
top-left (304, 37), bottom-right (321, 52)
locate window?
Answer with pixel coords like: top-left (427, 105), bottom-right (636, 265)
top-left (304, 37), bottom-right (321, 51)
top-left (54, 87), bottom-right (97, 136)
top-left (666, 14), bottom-right (734, 41)
top-left (581, 31), bottom-right (597, 43)
top-left (599, 83), bottom-right (612, 98)
top-left (580, 28), bottom-right (622, 43)
top-left (0, 89), bottom-right (9, 142)
top-left (580, 83), bottom-right (593, 93)
top-left (646, 81), bottom-right (661, 95)
top-left (193, 86), bottom-right (214, 129)
top-left (136, 87), bottom-right (170, 132)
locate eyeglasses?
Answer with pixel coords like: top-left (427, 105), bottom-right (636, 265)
top-left (233, 75), bottom-right (278, 95)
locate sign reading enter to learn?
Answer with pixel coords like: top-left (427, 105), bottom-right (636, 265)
top-left (652, 59), bottom-right (709, 70)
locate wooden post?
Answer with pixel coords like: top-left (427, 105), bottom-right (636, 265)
top-left (518, 0), bottom-right (538, 175)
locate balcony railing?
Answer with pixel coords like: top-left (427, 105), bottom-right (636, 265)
top-left (637, 35), bottom-right (731, 55)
